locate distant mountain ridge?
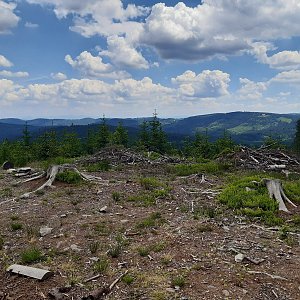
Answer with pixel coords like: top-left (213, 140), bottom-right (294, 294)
top-left (1, 112), bottom-right (299, 145)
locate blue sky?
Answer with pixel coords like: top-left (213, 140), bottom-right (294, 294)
top-left (0, 0), bottom-right (300, 119)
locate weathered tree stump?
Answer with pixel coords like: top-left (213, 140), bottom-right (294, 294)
top-left (262, 179), bottom-right (297, 213)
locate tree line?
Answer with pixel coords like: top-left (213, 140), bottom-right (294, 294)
top-left (1, 115), bottom-right (300, 167)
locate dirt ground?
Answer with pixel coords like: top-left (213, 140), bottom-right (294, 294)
top-left (0, 162), bottom-right (300, 300)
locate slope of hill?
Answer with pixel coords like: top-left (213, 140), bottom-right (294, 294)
top-left (1, 112), bottom-right (299, 145)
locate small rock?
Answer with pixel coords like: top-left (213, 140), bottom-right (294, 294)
top-left (90, 257), bottom-right (99, 262)
top-left (222, 290), bottom-right (230, 297)
top-left (99, 206), bottom-right (108, 213)
top-left (60, 214), bottom-right (67, 218)
top-left (223, 226), bottom-right (230, 232)
top-left (39, 226), bottom-right (53, 237)
top-left (174, 286), bottom-right (180, 291)
top-left (70, 244), bottom-right (82, 252)
top-left (235, 253), bottom-right (245, 263)
top-left (120, 219), bottom-right (129, 224)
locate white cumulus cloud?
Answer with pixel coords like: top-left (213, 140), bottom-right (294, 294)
top-left (51, 72), bottom-right (67, 81)
top-left (141, 1), bottom-right (300, 60)
top-left (100, 35), bottom-right (149, 69)
top-left (0, 70), bottom-right (29, 78)
top-left (172, 70), bottom-right (230, 98)
top-left (252, 42), bottom-right (300, 70)
top-left (0, 54), bottom-right (13, 68)
top-left (65, 51), bottom-right (129, 79)
top-left (0, 1), bottom-right (20, 34)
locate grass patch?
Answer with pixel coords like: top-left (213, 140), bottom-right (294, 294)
top-left (93, 256), bottom-right (109, 273)
top-left (21, 247), bottom-right (43, 264)
top-left (136, 212), bottom-right (165, 229)
top-left (85, 160), bottom-right (111, 172)
top-left (94, 222), bottom-right (110, 236)
top-left (11, 222), bottom-right (22, 231)
top-left (108, 244), bottom-right (122, 258)
top-left (218, 175), bottom-right (283, 226)
top-left (137, 247), bottom-right (150, 257)
top-left (170, 161), bottom-right (230, 176)
top-left (284, 181), bottom-right (300, 203)
top-left (56, 170), bottom-right (82, 184)
top-left (171, 275), bottom-right (186, 288)
top-left (112, 191), bottom-right (122, 202)
top-left (122, 274), bottom-right (134, 285)
top-left (0, 188), bottom-right (13, 197)
top-left (127, 188), bottom-right (170, 207)
top-left (193, 206), bottom-right (217, 219)
top-left (139, 177), bottom-right (165, 190)
top-left (0, 236), bottom-right (3, 250)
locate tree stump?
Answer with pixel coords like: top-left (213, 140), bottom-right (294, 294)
top-left (262, 179), bottom-right (297, 213)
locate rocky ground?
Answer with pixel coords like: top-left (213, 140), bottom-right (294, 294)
top-left (0, 161), bottom-right (300, 300)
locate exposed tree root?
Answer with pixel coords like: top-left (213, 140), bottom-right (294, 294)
top-left (19, 164), bottom-right (109, 199)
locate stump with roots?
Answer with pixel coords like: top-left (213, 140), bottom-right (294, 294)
top-left (19, 164), bottom-right (108, 199)
top-left (261, 179), bottom-right (297, 213)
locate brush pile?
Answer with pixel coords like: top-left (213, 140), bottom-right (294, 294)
top-left (78, 147), bottom-right (183, 166)
top-left (220, 146), bottom-right (300, 172)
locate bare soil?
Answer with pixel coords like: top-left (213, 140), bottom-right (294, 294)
top-left (0, 163), bottom-right (300, 300)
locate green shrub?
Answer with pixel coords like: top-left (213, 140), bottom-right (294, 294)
top-left (56, 170), bottom-right (82, 184)
top-left (21, 247), bottom-right (43, 264)
top-left (122, 274), bottom-right (134, 285)
top-left (11, 222), bottom-right (22, 231)
top-left (284, 181), bottom-right (300, 203)
top-left (218, 175), bottom-right (283, 225)
top-left (86, 160), bottom-right (111, 172)
top-left (112, 191), bottom-right (122, 202)
top-left (139, 177), bottom-right (164, 190)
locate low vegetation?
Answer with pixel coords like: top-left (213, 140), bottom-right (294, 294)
top-left (20, 247), bottom-right (43, 264)
top-left (56, 170), bottom-right (82, 184)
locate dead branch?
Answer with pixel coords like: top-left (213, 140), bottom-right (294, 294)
top-left (82, 270), bottom-right (128, 300)
top-left (247, 270), bottom-right (288, 281)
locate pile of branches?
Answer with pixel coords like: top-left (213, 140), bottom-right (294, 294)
top-left (78, 147), bottom-right (183, 166)
top-left (219, 146), bottom-right (300, 172)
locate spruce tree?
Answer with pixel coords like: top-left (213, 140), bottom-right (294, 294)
top-left (138, 120), bottom-right (150, 150)
top-left (97, 116), bottom-right (110, 149)
top-left (60, 130), bottom-right (82, 158)
top-left (112, 122), bottom-right (128, 147)
top-left (148, 111), bottom-right (169, 153)
top-left (294, 119), bottom-right (300, 155)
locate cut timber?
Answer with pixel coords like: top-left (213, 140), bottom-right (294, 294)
top-left (262, 179), bottom-right (297, 213)
top-left (19, 164), bottom-right (109, 199)
top-left (7, 264), bottom-right (53, 280)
